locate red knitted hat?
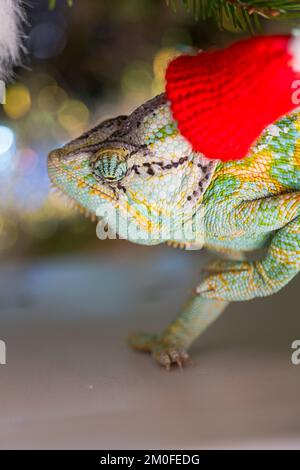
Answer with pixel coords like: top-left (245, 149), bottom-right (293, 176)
top-left (166, 34), bottom-right (300, 161)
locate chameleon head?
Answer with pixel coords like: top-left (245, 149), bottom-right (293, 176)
top-left (48, 95), bottom-right (217, 246)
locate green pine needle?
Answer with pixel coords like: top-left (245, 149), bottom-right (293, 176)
top-left (167, 0), bottom-right (300, 32)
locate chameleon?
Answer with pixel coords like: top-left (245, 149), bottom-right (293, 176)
top-left (48, 93), bottom-right (300, 370)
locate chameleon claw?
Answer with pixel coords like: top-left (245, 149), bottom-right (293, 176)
top-left (169, 349), bottom-right (182, 368)
top-left (153, 347), bottom-right (189, 370)
top-left (157, 352), bottom-right (172, 370)
top-left (129, 332), bottom-right (189, 369)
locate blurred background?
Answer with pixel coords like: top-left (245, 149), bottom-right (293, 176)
top-left (0, 0), bottom-right (300, 450)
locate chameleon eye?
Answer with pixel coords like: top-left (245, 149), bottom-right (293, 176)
top-left (92, 148), bottom-right (128, 183)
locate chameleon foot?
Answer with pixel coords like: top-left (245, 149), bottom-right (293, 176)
top-left (128, 331), bottom-right (189, 370)
top-left (152, 344), bottom-right (189, 370)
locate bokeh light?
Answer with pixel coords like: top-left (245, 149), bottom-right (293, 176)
top-left (152, 47), bottom-right (179, 94)
top-left (58, 99), bottom-right (90, 136)
top-left (4, 85), bottom-right (31, 120)
top-left (29, 23), bottom-right (66, 59)
top-left (16, 148), bottom-right (39, 176)
top-left (121, 61), bottom-right (153, 101)
top-left (0, 126), bottom-right (16, 172)
top-left (38, 85), bottom-right (68, 114)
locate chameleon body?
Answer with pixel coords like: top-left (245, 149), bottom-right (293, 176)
top-left (48, 94), bottom-right (300, 369)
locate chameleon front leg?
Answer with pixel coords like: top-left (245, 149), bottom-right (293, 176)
top-left (129, 297), bottom-right (229, 370)
top-left (129, 250), bottom-right (244, 369)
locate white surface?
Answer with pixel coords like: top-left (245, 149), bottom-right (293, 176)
top-left (0, 246), bottom-right (299, 449)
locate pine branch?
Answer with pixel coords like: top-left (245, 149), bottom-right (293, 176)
top-left (167, 0), bottom-right (300, 32)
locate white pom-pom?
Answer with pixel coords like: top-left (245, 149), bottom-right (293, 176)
top-left (0, 0), bottom-right (25, 81)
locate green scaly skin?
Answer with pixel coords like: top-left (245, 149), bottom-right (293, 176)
top-left (48, 93), bottom-right (300, 370)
